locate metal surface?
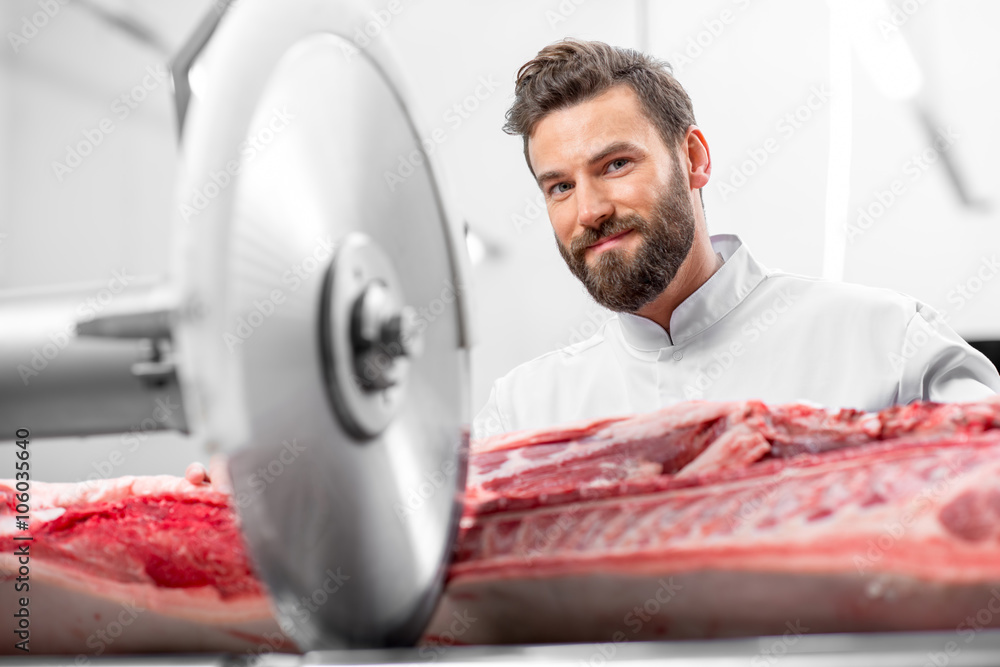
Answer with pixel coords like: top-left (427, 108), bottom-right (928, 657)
top-left (305, 630), bottom-right (1000, 666)
top-left (0, 658), bottom-right (235, 667)
top-left (7, 632), bottom-right (1000, 666)
top-left (0, 280), bottom-right (188, 437)
top-left (170, 0), bottom-right (470, 651)
top-left (169, 0), bottom-right (234, 136)
top-left (321, 233), bottom-right (420, 438)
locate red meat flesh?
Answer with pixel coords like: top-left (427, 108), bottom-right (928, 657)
top-left (0, 476), bottom-right (291, 655)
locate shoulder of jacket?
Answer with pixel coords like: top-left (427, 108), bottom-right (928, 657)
top-left (495, 316), bottom-right (615, 388)
top-left (758, 270), bottom-right (919, 317)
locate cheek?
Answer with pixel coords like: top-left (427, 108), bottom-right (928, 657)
top-left (548, 204), bottom-right (575, 246)
top-left (612, 180), bottom-right (653, 213)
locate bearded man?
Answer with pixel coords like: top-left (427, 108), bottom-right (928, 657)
top-left (473, 39), bottom-right (999, 439)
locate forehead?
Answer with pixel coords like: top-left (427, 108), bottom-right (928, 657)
top-left (527, 85), bottom-right (666, 173)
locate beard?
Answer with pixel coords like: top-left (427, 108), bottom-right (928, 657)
top-left (556, 169), bottom-right (697, 313)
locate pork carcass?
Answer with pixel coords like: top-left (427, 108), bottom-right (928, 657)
top-left (426, 399), bottom-right (1000, 644)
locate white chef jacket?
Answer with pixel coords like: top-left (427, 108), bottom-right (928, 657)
top-left (473, 234), bottom-right (1000, 439)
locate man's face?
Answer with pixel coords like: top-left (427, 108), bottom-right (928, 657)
top-left (527, 86), bottom-right (696, 312)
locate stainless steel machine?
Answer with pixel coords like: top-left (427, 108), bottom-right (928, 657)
top-left (1, 0), bottom-right (469, 651)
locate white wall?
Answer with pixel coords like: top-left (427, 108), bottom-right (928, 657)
top-left (0, 2), bottom-right (16, 275)
top-left (0, 0), bottom-right (205, 289)
top-left (846, 1), bottom-right (1000, 339)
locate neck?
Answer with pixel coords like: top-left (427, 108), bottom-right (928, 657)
top-left (633, 222), bottom-right (720, 334)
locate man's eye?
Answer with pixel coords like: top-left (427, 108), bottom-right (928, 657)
top-left (608, 158), bottom-right (629, 172)
top-left (550, 182), bottom-right (572, 195)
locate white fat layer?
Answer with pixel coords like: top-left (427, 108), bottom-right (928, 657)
top-left (0, 506), bottom-right (66, 535)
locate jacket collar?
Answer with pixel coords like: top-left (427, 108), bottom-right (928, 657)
top-left (617, 234), bottom-right (768, 350)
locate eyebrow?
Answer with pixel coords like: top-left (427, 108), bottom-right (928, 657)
top-left (535, 141), bottom-right (644, 188)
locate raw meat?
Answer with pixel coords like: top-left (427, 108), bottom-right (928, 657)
top-left (6, 399), bottom-right (1000, 652)
top-left (465, 400), bottom-right (1000, 515)
top-left (0, 473), bottom-right (293, 655)
top-left (426, 398), bottom-right (1000, 643)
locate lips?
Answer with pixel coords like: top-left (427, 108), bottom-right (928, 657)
top-left (588, 228), bottom-right (633, 253)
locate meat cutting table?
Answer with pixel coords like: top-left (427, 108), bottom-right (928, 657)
top-left (8, 632), bottom-right (1000, 666)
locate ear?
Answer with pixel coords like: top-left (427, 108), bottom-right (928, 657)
top-left (683, 126), bottom-right (711, 190)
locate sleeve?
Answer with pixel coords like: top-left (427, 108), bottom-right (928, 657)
top-left (896, 303), bottom-right (1000, 403)
top-left (471, 383), bottom-right (511, 442)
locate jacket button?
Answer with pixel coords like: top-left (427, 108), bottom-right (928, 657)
top-left (672, 350), bottom-right (683, 361)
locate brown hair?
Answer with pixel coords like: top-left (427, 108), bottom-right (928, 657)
top-left (504, 39), bottom-right (696, 175)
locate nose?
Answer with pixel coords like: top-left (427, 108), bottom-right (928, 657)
top-left (575, 179), bottom-right (613, 231)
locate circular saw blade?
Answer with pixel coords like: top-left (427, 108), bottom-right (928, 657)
top-left (171, 0), bottom-right (470, 649)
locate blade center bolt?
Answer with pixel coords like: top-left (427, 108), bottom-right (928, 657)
top-left (351, 281), bottom-right (422, 390)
